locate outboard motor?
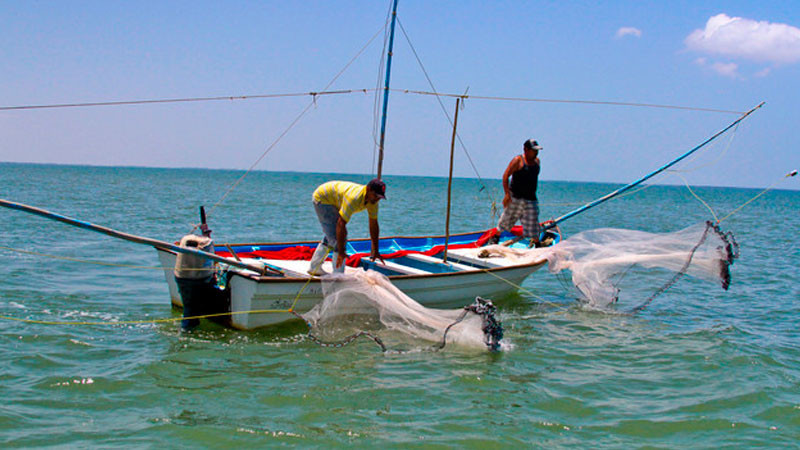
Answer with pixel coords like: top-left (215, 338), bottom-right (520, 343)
top-left (173, 206), bottom-right (230, 331)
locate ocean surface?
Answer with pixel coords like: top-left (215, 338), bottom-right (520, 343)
top-left (1, 162), bottom-right (798, 447)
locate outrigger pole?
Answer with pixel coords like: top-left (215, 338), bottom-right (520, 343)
top-left (547, 101), bottom-right (765, 228)
top-left (0, 199), bottom-right (273, 276)
top-left (376, 0), bottom-right (399, 179)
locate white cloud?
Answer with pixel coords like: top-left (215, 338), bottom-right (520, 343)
top-left (711, 62), bottom-right (739, 78)
top-left (616, 27), bottom-right (642, 38)
top-left (685, 13), bottom-right (800, 64)
top-left (754, 67), bottom-right (771, 77)
top-left (694, 56), bottom-right (741, 78)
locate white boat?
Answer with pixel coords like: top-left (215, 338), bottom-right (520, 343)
top-left (156, 229), bottom-right (555, 330)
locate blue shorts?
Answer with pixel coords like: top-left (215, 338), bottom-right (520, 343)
top-left (314, 201), bottom-right (340, 248)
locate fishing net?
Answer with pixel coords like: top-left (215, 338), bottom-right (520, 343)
top-left (298, 221), bottom-right (737, 351)
top-left (545, 221), bottom-right (738, 309)
top-left (473, 221), bottom-right (738, 310)
top-left (300, 270), bottom-right (504, 352)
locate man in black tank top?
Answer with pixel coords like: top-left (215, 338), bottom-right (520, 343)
top-left (489, 139), bottom-right (543, 247)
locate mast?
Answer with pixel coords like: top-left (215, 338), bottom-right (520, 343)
top-left (376, 0), bottom-right (399, 179)
top-left (443, 98), bottom-right (461, 263)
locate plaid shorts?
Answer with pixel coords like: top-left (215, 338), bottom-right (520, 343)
top-left (497, 197), bottom-right (541, 239)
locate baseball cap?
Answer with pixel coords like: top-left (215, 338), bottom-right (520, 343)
top-left (524, 139), bottom-right (543, 151)
top-left (367, 178), bottom-right (386, 199)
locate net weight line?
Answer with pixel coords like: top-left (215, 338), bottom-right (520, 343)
top-left (292, 296), bottom-right (504, 353)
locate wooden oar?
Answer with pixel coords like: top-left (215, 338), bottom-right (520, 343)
top-left (0, 198), bottom-right (278, 277)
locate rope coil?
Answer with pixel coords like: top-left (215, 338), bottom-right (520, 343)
top-left (435, 296), bottom-right (504, 352)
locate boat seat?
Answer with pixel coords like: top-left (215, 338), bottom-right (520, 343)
top-left (241, 258), bottom-right (430, 278)
top-left (371, 259), bottom-right (430, 275)
top-left (440, 248), bottom-right (506, 268)
top-left (403, 253), bottom-right (473, 271)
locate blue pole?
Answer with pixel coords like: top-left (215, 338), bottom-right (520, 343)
top-left (548, 102), bottom-right (764, 228)
top-left (376, 0), bottom-right (399, 179)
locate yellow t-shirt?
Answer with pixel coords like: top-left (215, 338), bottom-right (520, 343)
top-left (312, 181), bottom-right (379, 222)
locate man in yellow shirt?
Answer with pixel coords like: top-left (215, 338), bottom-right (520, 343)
top-left (309, 179), bottom-right (386, 275)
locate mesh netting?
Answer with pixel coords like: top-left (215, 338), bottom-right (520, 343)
top-left (470, 221), bottom-right (738, 309)
top-left (300, 270), bottom-right (504, 352)
top-left (300, 221), bottom-right (738, 351)
top-left (547, 221), bottom-right (738, 309)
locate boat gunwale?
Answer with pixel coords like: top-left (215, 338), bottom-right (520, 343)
top-left (248, 258), bottom-right (547, 283)
top-left (218, 228), bottom-right (503, 249)
top-left (155, 247), bottom-right (548, 282)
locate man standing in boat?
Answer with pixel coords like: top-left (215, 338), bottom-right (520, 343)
top-left (308, 179), bottom-right (386, 275)
top-left (488, 138), bottom-right (544, 247)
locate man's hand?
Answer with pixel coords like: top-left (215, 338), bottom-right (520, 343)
top-left (369, 249), bottom-right (385, 264)
top-left (502, 193), bottom-right (511, 208)
top-left (368, 217), bottom-right (382, 264)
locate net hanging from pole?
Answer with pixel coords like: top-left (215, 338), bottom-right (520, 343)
top-left (468, 221), bottom-right (739, 311)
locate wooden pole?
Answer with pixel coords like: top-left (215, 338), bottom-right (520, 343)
top-left (443, 97), bottom-right (461, 263)
top-left (0, 198), bottom-right (275, 276)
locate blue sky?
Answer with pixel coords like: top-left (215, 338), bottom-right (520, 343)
top-left (1, 0), bottom-right (798, 189)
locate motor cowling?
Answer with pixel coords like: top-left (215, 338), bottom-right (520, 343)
top-left (173, 234), bottom-right (215, 280)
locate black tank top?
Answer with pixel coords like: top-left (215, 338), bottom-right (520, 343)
top-left (510, 157), bottom-right (540, 201)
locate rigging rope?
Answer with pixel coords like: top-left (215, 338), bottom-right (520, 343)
top-left (0, 90), bottom-right (373, 111)
top-left (2, 89), bottom-right (743, 116)
top-left (204, 23), bottom-right (388, 219)
top-left (667, 124), bottom-right (740, 173)
top-left (391, 89), bottom-right (745, 115)
top-left (663, 168), bottom-right (798, 227)
top-left (395, 17), bottom-right (497, 207)
top-left (673, 173), bottom-right (720, 223)
top-left (717, 169), bottom-right (798, 224)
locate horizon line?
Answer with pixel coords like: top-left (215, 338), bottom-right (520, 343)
top-left (2, 161), bottom-right (796, 192)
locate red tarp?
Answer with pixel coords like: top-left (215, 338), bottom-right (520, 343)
top-left (216, 226), bottom-right (523, 267)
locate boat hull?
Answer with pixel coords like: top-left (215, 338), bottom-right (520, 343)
top-left (156, 248), bottom-right (545, 330)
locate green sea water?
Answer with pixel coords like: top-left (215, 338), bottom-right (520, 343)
top-left (1, 162), bottom-right (799, 447)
